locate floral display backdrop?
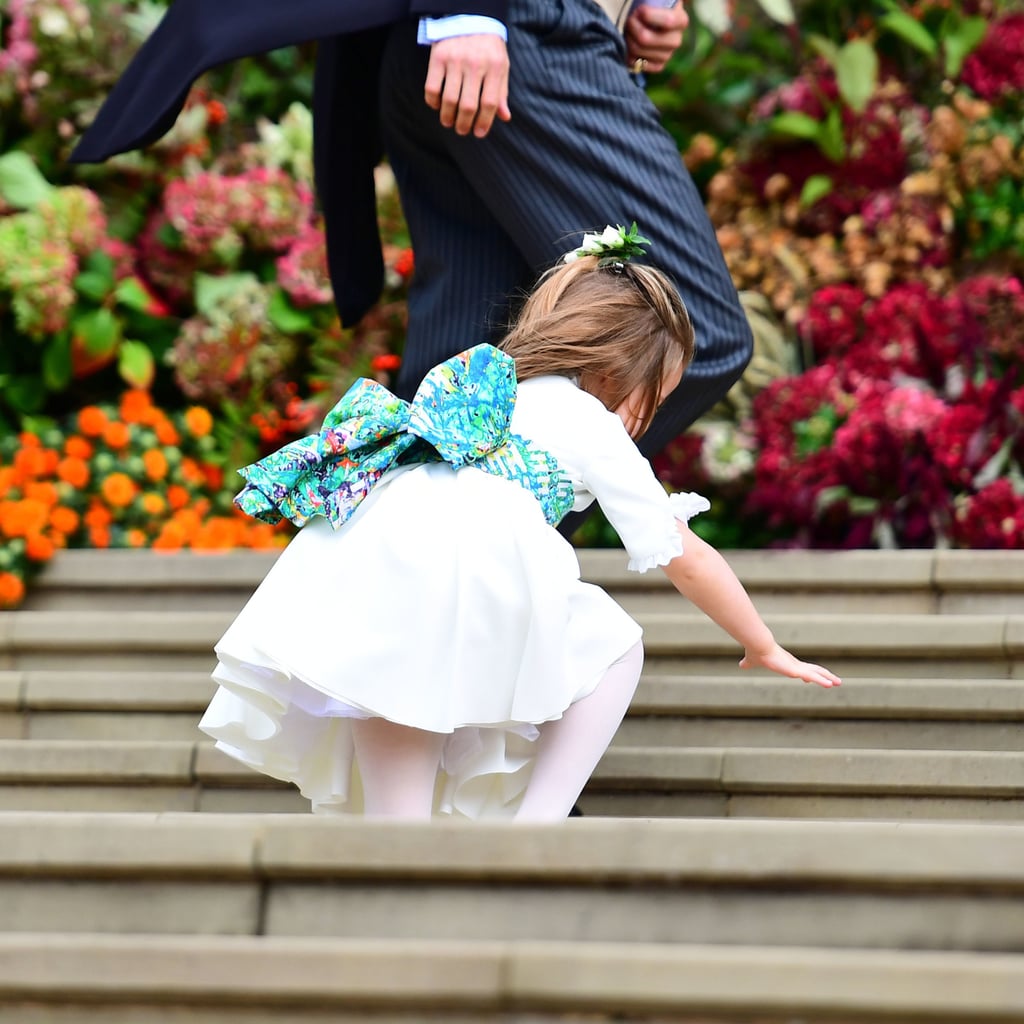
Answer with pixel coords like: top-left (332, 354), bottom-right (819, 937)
top-left (0, 0), bottom-right (1022, 604)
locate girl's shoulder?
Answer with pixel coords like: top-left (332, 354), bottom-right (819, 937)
top-left (514, 374), bottom-right (631, 454)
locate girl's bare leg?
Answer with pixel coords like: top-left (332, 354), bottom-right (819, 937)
top-left (350, 717), bottom-right (446, 819)
top-left (515, 641), bottom-right (644, 821)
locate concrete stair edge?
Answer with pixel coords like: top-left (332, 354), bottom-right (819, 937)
top-left (0, 934), bottom-right (1021, 1020)
top-left (31, 547), bottom-right (1024, 592)
top-left (1, 813), bottom-right (1022, 886)
top-left (4, 611), bottom-right (1024, 658)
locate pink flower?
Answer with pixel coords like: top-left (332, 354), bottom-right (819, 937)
top-left (276, 223), bottom-right (333, 307)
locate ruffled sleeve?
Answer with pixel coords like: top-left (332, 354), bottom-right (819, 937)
top-left (572, 395), bottom-right (710, 573)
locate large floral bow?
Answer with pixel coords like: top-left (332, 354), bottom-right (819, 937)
top-left (235, 344), bottom-right (575, 529)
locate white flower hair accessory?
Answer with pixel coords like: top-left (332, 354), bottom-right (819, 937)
top-left (562, 222), bottom-right (652, 267)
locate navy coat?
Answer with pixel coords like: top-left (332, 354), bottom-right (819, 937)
top-left (71, 0), bottom-right (508, 324)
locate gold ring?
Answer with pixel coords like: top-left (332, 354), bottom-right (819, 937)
top-left (632, 57), bottom-right (648, 75)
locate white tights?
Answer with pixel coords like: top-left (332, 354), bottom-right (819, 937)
top-left (349, 641), bottom-right (644, 821)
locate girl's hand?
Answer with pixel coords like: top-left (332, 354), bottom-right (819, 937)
top-left (740, 644), bottom-right (842, 689)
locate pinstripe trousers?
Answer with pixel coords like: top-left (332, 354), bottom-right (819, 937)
top-left (379, 0), bottom-right (753, 462)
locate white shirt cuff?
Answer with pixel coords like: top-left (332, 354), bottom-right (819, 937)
top-left (417, 15), bottom-right (508, 44)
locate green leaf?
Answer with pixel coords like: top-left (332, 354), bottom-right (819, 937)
top-left (878, 11), bottom-right (938, 56)
top-left (118, 340), bottom-right (156, 389)
top-left (768, 111), bottom-right (824, 141)
top-left (74, 271), bottom-right (114, 304)
top-left (800, 174), bottom-right (834, 207)
top-left (267, 287), bottom-right (314, 334)
top-left (942, 16), bottom-right (988, 77)
top-left (72, 308), bottom-right (122, 358)
top-left (834, 39), bottom-right (878, 114)
top-left (42, 335), bottom-right (72, 391)
top-left (807, 33), bottom-right (840, 65)
top-left (115, 276), bottom-right (155, 313)
top-left (0, 151), bottom-right (55, 210)
top-left (194, 272), bottom-right (259, 316)
top-left (819, 106), bottom-right (847, 163)
top-left (5, 375), bottom-right (46, 414)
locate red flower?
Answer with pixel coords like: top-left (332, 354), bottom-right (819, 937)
top-left (960, 13), bottom-right (1024, 101)
top-left (798, 284), bottom-right (868, 362)
top-left (953, 479), bottom-right (1024, 549)
top-left (371, 353), bottom-right (402, 373)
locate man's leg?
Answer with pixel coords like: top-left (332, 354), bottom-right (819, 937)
top-left (380, 0), bottom-right (753, 448)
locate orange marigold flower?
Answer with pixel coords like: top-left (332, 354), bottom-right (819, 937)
top-left (89, 525), bottom-right (111, 549)
top-left (84, 502), bottom-right (113, 529)
top-left (23, 481), bottom-right (59, 507)
top-left (25, 533), bottom-right (56, 562)
top-left (0, 467), bottom-right (17, 495)
top-left (119, 389), bottom-right (153, 424)
top-left (64, 436), bottom-right (93, 459)
top-left (166, 485), bottom-right (190, 511)
top-left (56, 457), bottom-right (90, 489)
top-left (183, 406), bottom-right (214, 438)
top-left (179, 458), bottom-right (205, 485)
top-left (0, 498), bottom-right (49, 537)
top-left (13, 447), bottom-right (49, 479)
top-left (102, 420), bottom-right (131, 450)
top-left (78, 406), bottom-right (109, 438)
top-left (49, 506), bottom-right (80, 535)
top-left (142, 449), bottom-right (169, 482)
top-left (154, 418), bottom-right (180, 446)
top-left (141, 492), bottom-right (166, 516)
top-left (193, 517), bottom-right (242, 550)
top-left (172, 507), bottom-right (203, 534)
top-left (0, 572), bottom-right (25, 608)
top-left (18, 432), bottom-right (41, 449)
top-left (126, 528), bottom-right (148, 548)
top-left (152, 521), bottom-right (187, 550)
top-left (100, 472), bottom-right (137, 508)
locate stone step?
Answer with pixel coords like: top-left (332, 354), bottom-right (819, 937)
top-left (3, 610), bottom-right (1023, 676)
top-left (2, 814), bottom-right (1023, 951)
top-left (1, 933), bottom-right (1022, 1023)
top-left (3, 671), bottom-right (1022, 748)
top-left (25, 548), bottom-right (1024, 614)
top-left (1, 739), bottom-right (1021, 819)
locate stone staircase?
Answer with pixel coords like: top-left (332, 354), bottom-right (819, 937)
top-left (1, 548), bottom-right (1023, 1021)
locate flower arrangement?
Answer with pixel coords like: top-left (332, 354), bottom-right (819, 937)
top-left (653, 1), bottom-right (1024, 550)
top-left (0, 389), bottom-right (289, 608)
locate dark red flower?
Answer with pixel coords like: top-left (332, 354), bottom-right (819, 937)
top-left (960, 13), bottom-right (1024, 101)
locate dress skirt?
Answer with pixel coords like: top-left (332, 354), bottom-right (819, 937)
top-left (199, 460), bottom-right (643, 818)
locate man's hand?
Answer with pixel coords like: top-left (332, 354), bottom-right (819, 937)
top-left (424, 35), bottom-right (511, 138)
top-left (624, 1), bottom-right (688, 74)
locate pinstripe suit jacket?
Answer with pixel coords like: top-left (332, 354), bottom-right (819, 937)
top-left (71, 0), bottom-right (509, 325)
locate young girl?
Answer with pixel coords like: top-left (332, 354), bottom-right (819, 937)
top-left (200, 226), bottom-right (840, 821)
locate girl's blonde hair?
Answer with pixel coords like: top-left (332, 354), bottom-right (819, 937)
top-left (501, 255), bottom-right (695, 439)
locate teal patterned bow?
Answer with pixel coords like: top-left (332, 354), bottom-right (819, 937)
top-left (234, 344), bottom-right (575, 529)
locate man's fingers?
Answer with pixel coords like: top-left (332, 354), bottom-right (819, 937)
top-left (473, 63), bottom-right (510, 137)
top-left (422, 35), bottom-right (511, 137)
top-left (453, 69), bottom-right (484, 134)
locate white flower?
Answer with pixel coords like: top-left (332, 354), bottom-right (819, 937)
top-left (38, 8), bottom-right (71, 37)
top-left (562, 225), bottom-right (628, 263)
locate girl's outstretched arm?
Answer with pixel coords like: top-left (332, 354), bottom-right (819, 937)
top-left (660, 524), bottom-right (842, 689)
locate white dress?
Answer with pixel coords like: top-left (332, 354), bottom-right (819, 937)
top-left (199, 374), bottom-right (708, 817)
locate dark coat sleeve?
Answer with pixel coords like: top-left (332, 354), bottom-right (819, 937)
top-left (70, 0), bottom-right (510, 162)
top-left (70, 0), bottom-right (408, 162)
